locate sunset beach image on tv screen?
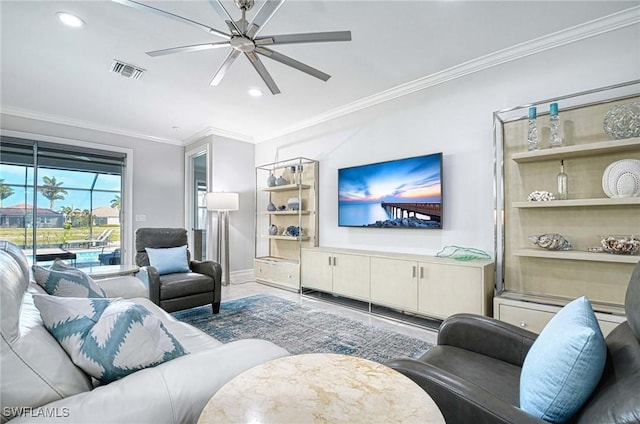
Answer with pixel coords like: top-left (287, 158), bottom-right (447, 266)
top-left (338, 153), bottom-right (442, 228)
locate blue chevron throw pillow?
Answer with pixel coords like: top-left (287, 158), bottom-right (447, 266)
top-left (33, 264), bottom-right (107, 298)
top-left (34, 295), bottom-right (188, 383)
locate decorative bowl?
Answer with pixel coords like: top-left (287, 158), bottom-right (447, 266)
top-left (600, 235), bottom-right (640, 255)
top-left (601, 159), bottom-right (640, 198)
top-left (527, 190), bottom-right (555, 202)
top-left (529, 233), bottom-right (572, 251)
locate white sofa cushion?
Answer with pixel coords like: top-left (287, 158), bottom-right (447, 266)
top-left (133, 297), bottom-right (224, 353)
top-left (34, 294), bottom-right (188, 384)
top-left (9, 339), bottom-right (289, 424)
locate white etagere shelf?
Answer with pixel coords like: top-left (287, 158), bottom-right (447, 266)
top-left (262, 183), bottom-right (311, 192)
top-left (262, 211), bottom-right (311, 215)
top-left (495, 83), bottom-right (640, 329)
top-left (254, 157), bottom-right (319, 291)
top-left (513, 248), bottom-right (639, 264)
top-left (264, 235), bottom-right (311, 241)
top-left (512, 197), bottom-right (640, 208)
top-left (511, 137), bottom-right (640, 163)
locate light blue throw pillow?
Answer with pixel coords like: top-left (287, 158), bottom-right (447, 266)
top-left (145, 245), bottom-right (190, 275)
top-left (34, 294), bottom-right (188, 383)
top-left (520, 296), bottom-right (606, 423)
top-left (33, 264), bottom-right (106, 298)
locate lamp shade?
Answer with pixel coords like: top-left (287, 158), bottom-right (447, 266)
top-left (206, 192), bottom-right (239, 211)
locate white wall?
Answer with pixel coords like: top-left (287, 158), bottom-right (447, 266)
top-left (207, 136), bottom-right (256, 273)
top-left (255, 25), bottom-right (640, 258)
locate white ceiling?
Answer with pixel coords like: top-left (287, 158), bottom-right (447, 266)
top-left (1, 1), bottom-right (637, 145)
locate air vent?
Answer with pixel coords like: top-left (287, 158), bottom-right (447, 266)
top-left (109, 60), bottom-right (145, 80)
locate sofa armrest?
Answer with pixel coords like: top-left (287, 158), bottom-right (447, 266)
top-left (97, 276), bottom-right (147, 299)
top-left (386, 358), bottom-right (545, 424)
top-left (136, 266), bottom-right (160, 305)
top-left (437, 314), bottom-right (537, 366)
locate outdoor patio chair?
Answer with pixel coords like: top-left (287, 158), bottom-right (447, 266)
top-left (64, 229), bottom-right (112, 249)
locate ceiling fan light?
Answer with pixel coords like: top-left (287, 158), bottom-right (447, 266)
top-left (56, 12), bottom-right (85, 28)
top-left (248, 88), bottom-right (263, 97)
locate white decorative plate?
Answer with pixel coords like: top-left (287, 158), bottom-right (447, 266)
top-left (602, 159), bottom-right (640, 198)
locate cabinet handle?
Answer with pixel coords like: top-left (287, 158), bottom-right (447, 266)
top-left (328, 256), bottom-right (332, 266)
top-left (412, 266), bottom-right (416, 278)
top-left (333, 256), bottom-right (337, 266)
top-left (420, 267), bottom-right (424, 279)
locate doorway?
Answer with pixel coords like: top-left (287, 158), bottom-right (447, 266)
top-left (185, 147), bottom-right (209, 261)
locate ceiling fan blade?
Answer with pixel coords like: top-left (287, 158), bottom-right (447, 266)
top-left (244, 52), bottom-right (280, 95)
top-left (245, 0), bottom-right (284, 39)
top-left (225, 20), bottom-right (241, 35)
top-left (255, 47), bottom-right (330, 82)
top-left (210, 49), bottom-right (241, 86)
top-left (111, 0), bottom-right (230, 40)
top-left (255, 31), bottom-right (351, 46)
top-left (147, 41), bottom-right (230, 57)
top-left (208, 1), bottom-right (242, 35)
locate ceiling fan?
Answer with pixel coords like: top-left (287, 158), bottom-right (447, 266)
top-left (112, 0), bottom-right (352, 94)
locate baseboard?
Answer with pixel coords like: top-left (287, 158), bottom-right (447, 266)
top-left (230, 268), bottom-right (254, 285)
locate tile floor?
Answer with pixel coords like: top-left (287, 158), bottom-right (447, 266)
top-left (221, 281), bottom-right (439, 346)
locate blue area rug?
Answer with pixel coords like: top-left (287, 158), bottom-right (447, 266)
top-left (172, 294), bottom-right (433, 363)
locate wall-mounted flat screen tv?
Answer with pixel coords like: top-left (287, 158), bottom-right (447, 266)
top-left (338, 153), bottom-right (443, 228)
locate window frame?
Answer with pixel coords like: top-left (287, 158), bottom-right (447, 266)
top-left (0, 129), bottom-right (134, 265)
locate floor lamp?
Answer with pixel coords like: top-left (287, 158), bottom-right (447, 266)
top-left (206, 192), bottom-right (239, 286)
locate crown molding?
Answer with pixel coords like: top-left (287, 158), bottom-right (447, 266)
top-left (0, 105), bottom-right (184, 146)
top-left (183, 126), bottom-right (255, 145)
top-left (254, 6), bottom-right (640, 143)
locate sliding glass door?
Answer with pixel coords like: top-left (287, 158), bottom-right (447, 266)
top-left (0, 137), bottom-right (125, 267)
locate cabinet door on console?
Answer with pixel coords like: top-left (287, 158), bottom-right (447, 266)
top-left (370, 257), bottom-right (418, 311)
top-left (301, 250), bottom-right (333, 292)
top-left (418, 264), bottom-right (482, 319)
top-left (332, 253), bottom-right (370, 301)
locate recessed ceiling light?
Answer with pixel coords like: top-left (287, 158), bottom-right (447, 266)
top-left (56, 12), bottom-right (85, 28)
top-left (248, 88), bottom-right (263, 97)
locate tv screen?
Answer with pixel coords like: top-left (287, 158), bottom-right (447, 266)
top-left (338, 153), bottom-right (443, 228)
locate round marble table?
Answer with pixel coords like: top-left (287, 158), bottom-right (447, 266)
top-left (197, 353), bottom-right (445, 424)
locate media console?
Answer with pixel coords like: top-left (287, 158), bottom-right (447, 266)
top-left (301, 247), bottom-right (494, 321)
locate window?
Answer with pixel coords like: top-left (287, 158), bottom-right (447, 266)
top-left (0, 137), bottom-right (126, 267)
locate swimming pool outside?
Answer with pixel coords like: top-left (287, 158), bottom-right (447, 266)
top-left (25, 248), bottom-right (118, 268)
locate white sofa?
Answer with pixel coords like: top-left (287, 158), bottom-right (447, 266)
top-left (0, 241), bottom-right (289, 423)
